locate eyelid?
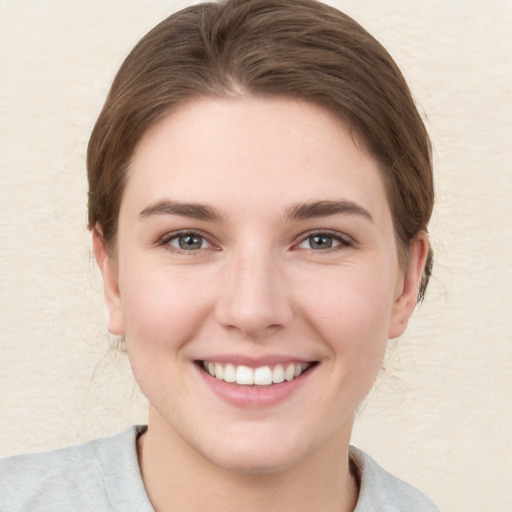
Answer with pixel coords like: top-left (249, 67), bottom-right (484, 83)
top-left (293, 229), bottom-right (355, 251)
top-left (156, 228), bottom-right (354, 254)
top-left (158, 229), bottom-right (219, 253)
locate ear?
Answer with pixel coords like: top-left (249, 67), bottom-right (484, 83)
top-left (92, 227), bottom-right (125, 336)
top-left (388, 232), bottom-right (429, 339)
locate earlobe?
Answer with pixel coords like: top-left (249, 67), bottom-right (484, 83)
top-left (92, 227), bottom-right (125, 336)
top-left (388, 232), bottom-right (429, 339)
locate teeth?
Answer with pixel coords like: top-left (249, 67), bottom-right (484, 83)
top-left (202, 361), bottom-right (310, 386)
top-left (214, 363), bottom-right (224, 380)
top-left (272, 364), bottom-right (285, 383)
top-left (224, 364), bottom-right (236, 383)
top-left (284, 363), bottom-right (295, 381)
top-left (254, 366), bottom-right (272, 385)
top-left (235, 365), bottom-right (254, 385)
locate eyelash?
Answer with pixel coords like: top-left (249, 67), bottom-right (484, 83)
top-left (158, 229), bottom-right (354, 255)
top-left (294, 230), bottom-right (354, 252)
top-left (158, 230), bottom-right (217, 254)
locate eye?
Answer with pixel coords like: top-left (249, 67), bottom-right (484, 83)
top-left (163, 231), bottom-right (212, 251)
top-left (296, 231), bottom-right (352, 251)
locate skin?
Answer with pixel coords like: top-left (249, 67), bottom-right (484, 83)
top-left (94, 96), bottom-right (427, 512)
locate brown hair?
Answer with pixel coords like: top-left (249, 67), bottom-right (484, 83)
top-left (87, 0), bottom-right (434, 299)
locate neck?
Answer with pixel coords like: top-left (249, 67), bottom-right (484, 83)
top-left (138, 408), bottom-right (359, 512)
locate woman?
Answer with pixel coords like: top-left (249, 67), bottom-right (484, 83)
top-left (1, 0), bottom-right (438, 510)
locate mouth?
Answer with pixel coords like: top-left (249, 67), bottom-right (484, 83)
top-left (196, 360), bottom-right (316, 386)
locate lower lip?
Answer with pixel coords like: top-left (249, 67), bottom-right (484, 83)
top-left (195, 364), bottom-right (312, 408)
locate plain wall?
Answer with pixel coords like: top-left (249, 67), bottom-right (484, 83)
top-left (0, 1), bottom-right (511, 510)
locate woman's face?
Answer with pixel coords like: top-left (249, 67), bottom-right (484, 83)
top-left (96, 97), bottom-right (424, 473)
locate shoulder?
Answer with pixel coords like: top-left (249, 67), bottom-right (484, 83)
top-left (350, 446), bottom-right (440, 512)
top-left (0, 425), bottom-right (153, 512)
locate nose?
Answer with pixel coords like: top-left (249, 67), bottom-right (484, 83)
top-left (215, 246), bottom-right (294, 338)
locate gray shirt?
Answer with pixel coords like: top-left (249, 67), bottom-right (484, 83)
top-left (0, 426), bottom-right (439, 511)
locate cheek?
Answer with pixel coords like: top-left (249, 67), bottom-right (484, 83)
top-left (117, 266), bottom-right (216, 409)
top-left (298, 265), bottom-right (396, 375)
top-left (301, 262), bottom-right (396, 333)
top-left (118, 265), bottom-right (214, 354)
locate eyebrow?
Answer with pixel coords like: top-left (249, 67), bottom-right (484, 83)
top-left (139, 200), bottom-right (224, 221)
top-left (139, 198), bottom-right (372, 223)
top-left (285, 200), bottom-right (373, 222)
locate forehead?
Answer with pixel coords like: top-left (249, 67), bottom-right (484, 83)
top-left (123, 96), bottom-right (390, 220)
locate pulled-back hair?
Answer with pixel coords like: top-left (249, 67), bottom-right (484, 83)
top-left (87, 0), bottom-right (434, 299)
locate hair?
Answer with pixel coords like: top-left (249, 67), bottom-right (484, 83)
top-left (87, 0), bottom-right (434, 300)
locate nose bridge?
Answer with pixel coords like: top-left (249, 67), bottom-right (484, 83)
top-left (215, 241), bottom-right (293, 336)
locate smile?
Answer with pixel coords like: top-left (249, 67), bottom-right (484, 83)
top-left (199, 361), bottom-right (313, 386)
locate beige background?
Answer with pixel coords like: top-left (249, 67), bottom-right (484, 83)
top-left (0, 1), bottom-right (511, 510)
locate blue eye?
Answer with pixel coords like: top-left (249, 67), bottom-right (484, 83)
top-left (297, 231), bottom-right (351, 251)
top-left (308, 234), bottom-right (337, 250)
top-left (166, 232), bottom-right (210, 251)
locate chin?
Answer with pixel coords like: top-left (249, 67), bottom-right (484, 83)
top-left (195, 424), bottom-right (326, 475)
top-left (204, 445), bottom-right (302, 475)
